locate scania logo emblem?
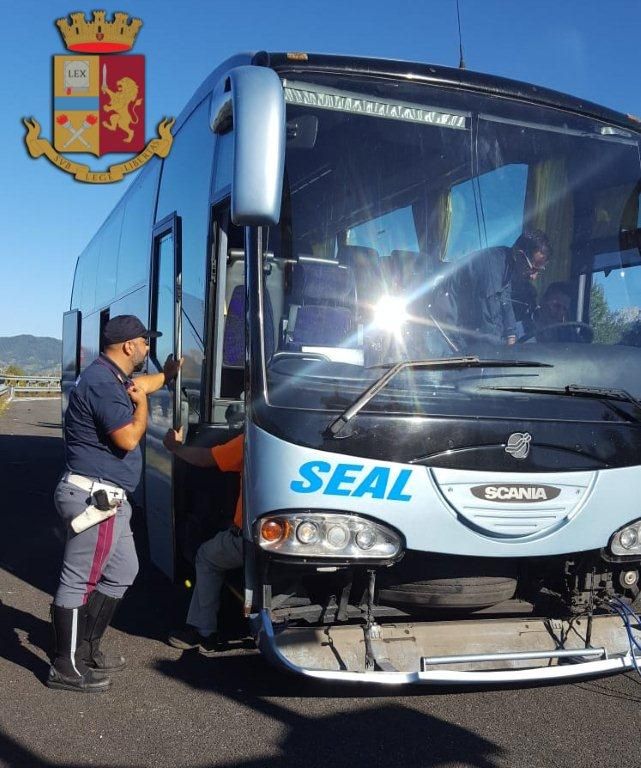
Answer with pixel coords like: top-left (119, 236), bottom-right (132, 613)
top-left (471, 484), bottom-right (561, 502)
top-left (505, 432), bottom-right (531, 459)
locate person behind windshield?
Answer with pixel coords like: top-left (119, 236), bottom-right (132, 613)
top-left (453, 229), bottom-right (551, 347)
top-left (536, 281), bottom-right (572, 329)
top-left (533, 281), bottom-right (595, 343)
top-left (510, 229), bottom-right (552, 339)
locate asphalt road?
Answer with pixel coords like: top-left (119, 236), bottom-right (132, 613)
top-left (1, 397), bottom-right (641, 768)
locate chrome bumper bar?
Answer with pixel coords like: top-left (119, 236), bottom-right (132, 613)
top-left (252, 609), bottom-right (636, 685)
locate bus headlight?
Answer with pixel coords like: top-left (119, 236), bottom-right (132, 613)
top-left (256, 512), bottom-right (403, 560)
top-left (610, 519), bottom-right (641, 557)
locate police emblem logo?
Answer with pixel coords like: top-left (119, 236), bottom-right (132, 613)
top-left (505, 432), bottom-right (532, 460)
top-left (53, 54), bottom-right (145, 156)
top-left (23, 11), bottom-right (174, 183)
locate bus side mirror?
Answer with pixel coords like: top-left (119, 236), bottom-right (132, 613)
top-left (211, 66), bottom-right (285, 226)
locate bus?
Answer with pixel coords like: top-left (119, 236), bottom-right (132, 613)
top-left (62, 51), bottom-right (641, 685)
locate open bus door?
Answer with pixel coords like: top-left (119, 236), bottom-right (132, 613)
top-left (144, 213), bottom-right (183, 579)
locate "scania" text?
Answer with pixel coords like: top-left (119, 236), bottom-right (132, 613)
top-left (471, 484), bottom-right (561, 502)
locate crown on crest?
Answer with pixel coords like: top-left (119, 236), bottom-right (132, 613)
top-left (56, 11), bottom-right (142, 54)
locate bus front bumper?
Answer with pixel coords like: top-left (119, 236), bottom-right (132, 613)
top-left (251, 609), bottom-right (637, 685)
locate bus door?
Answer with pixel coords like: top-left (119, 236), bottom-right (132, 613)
top-left (145, 213), bottom-right (183, 579)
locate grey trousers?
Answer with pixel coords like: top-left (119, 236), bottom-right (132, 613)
top-left (186, 529), bottom-right (244, 635)
top-left (53, 477), bottom-right (139, 609)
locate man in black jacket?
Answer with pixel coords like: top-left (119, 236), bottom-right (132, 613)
top-left (454, 229), bottom-right (551, 346)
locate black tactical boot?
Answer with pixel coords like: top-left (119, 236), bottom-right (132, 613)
top-left (47, 604), bottom-right (111, 692)
top-left (79, 591), bottom-right (126, 673)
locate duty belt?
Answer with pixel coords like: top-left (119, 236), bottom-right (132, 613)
top-left (63, 472), bottom-right (126, 500)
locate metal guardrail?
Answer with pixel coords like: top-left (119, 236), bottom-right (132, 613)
top-left (0, 375), bottom-right (61, 397)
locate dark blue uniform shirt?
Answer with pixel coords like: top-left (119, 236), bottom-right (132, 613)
top-left (64, 354), bottom-right (142, 492)
top-left (455, 246), bottom-right (517, 343)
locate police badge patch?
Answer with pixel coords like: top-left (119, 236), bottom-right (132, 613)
top-left (23, 11), bottom-right (174, 183)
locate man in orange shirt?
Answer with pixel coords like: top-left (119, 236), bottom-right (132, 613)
top-left (162, 427), bottom-right (243, 655)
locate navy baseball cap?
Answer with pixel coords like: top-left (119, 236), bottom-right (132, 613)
top-left (102, 315), bottom-right (162, 345)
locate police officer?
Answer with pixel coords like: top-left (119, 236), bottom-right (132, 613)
top-left (48, 315), bottom-right (182, 692)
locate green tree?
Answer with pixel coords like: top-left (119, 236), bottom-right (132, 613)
top-left (3, 364), bottom-right (25, 377)
top-left (589, 284), bottom-right (622, 344)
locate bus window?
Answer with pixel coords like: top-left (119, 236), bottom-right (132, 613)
top-left (212, 130), bottom-right (232, 200)
top-left (61, 310), bottom-right (81, 383)
top-left (218, 207), bottom-right (245, 403)
top-left (156, 98), bottom-right (213, 337)
top-left (79, 310), bottom-right (100, 372)
top-left (346, 206), bottom-right (420, 258)
top-left (80, 241), bottom-right (99, 311)
top-left (156, 98), bottom-right (213, 421)
top-left (583, 179), bottom-right (641, 343)
top-left (95, 205), bottom-right (124, 307)
top-left (152, 232), bottom-right (176, 367)
top-left (591, 262), bottom-right (641, 345)
top-left (70, 257), bottom-right (84, 310)
top-left (117, 161), bottom-right (160, 296)
top-left (444, 164), bottom-right (527, 261)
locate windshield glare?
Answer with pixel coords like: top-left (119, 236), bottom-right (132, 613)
top-left (261, 74), bottom-right (641, 417)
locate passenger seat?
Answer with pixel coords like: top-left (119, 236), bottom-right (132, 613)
top-left (288, 258), bottom-right (356, 348)
top-left (338, 245), bottom-right (384, 311)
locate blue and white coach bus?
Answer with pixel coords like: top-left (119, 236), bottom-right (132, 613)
top-left (62, 51), bottom-right (641, 685)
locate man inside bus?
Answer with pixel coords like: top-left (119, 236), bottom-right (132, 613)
top-left (533, 281), bottom-right (594, 343)
top-left (510, 229), bottom-right (552, 339)
top-left (534, 281), bottom-right (572, 332)
top-left (454, 229), bottom-right (551, 346)
top-left (162, 427), bottom-right (244, 654)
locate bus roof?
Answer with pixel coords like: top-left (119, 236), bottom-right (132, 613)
top-left (260, 51), bottom-right (641, 134)
top-left (172, 50), bottom-right (641, 152)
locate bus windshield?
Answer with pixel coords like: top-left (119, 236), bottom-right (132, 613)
top-left (261, 73), bottom-right (641, 420)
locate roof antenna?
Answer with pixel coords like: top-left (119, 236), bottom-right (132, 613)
top-left (456, 0), bottom-right (466, 69)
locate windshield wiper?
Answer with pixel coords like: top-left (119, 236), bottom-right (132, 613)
top-left (325, 357), bottom-right (552, 437)
top-left (480, 384), bottom-right (641, 420)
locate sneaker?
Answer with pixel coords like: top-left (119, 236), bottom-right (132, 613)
top-left (167, 626), bottom-right (221, 655)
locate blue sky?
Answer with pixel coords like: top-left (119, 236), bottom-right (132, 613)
top-left (2, 0), bottom-right (640, 338)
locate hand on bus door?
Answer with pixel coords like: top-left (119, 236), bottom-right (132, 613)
top-left (163, 426), bottom-right (184, 453)
top-left (163, 354), bottom-right (184, 386)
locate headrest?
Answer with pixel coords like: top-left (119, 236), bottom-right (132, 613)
top-left (292, 305), bottom-right (353, 345)
top-left (293, 259), bottom-right (355, 304)
top-left (389, 249), bottom-right (420, 269)
top-left (222, 286), bottom-right (245, 368)
top-left (223, 284), bottom-right (274, 365)
top-left (337, 244), bottom-right (380, 268)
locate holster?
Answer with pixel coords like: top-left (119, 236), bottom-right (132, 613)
top-left (71, 504), bottom-right (118, 534)
top-left (69, 481), bottom-right (125, 534)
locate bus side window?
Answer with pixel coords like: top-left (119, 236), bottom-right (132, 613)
top-left (210, 202), bottom-right (246, 425)
top-left (156, 97), bottom-right (214, 425)
top-left (221, 219), bottom-right (245, 399)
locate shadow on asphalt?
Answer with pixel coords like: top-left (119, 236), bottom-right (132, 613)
top-left (0, 433), bottom-right (64, 597)
top-left (573, 674), bottom-right (641, 702)
top-left (152, 644), bottom-right (612, 702)
top-left (0, 600), bottom-right (51, 683)
top-left (0, 703), bottom-right (506, 768)
top-left (0, 425), bottom-right (191, 637)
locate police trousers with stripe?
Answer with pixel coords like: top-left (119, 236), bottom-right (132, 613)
top-left (53, 477), bottom-right (139, 609)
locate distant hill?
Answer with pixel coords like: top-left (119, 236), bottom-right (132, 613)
top-left (0, 335), bottom-right (62, 375)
